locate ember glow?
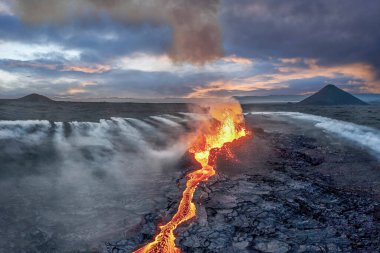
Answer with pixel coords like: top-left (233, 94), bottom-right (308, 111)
top-left (134, 103), bottom-right (248, 253)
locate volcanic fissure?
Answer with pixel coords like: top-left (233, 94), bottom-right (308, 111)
top-left (133, 105), bottom-right (248, 253)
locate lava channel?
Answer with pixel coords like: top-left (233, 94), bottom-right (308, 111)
top-left (133, 106), bottom-right (248, 253)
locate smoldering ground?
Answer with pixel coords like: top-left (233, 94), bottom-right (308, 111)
top-left (0, 114), bottom-right (202, 252)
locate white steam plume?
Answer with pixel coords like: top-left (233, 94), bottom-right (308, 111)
top-left (251, 112), bottom-right (380, 159)
top-left (0, 114), bottom-right (197, 252)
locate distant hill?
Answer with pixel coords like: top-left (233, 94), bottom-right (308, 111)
top-left (298, 84), bottom-right (367, 106)
top-left (17, 93), bottom-right (53, 103)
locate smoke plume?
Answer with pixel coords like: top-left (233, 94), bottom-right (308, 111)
top-left (12, 0), bottom-right (223, 64)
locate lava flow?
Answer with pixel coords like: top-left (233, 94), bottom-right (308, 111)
top-left (134, 104), bottom-right (248, 253)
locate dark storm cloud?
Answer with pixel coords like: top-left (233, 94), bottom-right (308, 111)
top-left (0, 57), bottom-right (226, 99)
top-left (0, 14), bottom-right (170, 62)
top-left (11, 0), bottom-right (223, 64)
top-left (88, 69), bottom-right (225, 98)
top-left (222, 0), bottom-right (380, 74)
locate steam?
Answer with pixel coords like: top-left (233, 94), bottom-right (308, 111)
top-left (0, 120), bottom-right (50, 144)
top-left (0, 114), bottom-right (202, 252)
top-left (11, 0), bottom-right (223, 64)
top-left (150, 115), bottom-right (182, 128)
top-left (250, 112), bottom-right (380, 159)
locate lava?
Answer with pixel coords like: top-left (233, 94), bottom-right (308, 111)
top-left (133, 104), bottom-right (248, 253)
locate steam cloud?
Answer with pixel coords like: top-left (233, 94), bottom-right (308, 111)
top-left (0, 114), bottom-right (202, 252)
top-left (251, 112), bottom-right (380, 159)
top-left (12, 0), bottom-right (223, 64)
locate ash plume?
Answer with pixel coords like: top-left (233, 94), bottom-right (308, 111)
top-left (12, 0), bottom-right (223, 64)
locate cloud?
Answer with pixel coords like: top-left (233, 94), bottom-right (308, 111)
top-left (187, 79), bottom-right (287, 98)
top-left (65, 87), bottom-right (87, 95)
top-left (221, 55), bottom-right (253, 65)
top-left (0, 41), bottom-right (81, 61)
top-left (80, 81), bottom-right (97, 87)
top-left (222, 0), bottom-right (380, 75)
top-left (1, 60), bottom-right (57, 71)
top-left (0, 69), bottom-right (18, 89)
top-left (118, 53), bottom-right (178, 72)
top-left (0, 0), bottom-right (12, 15)
top-left (276, 59), bottom-right (380, 92)
top-left (11, 0), bottom-right (223, 64)
top-left (187, 58), bottom-right (380, 97)
top-left (62, 64), bottom-right (111, 74)
top-left (117, 53), bottom-right (252, 73)
top-left (62, 80), bottom-right (98, 96)
top-left (0, 59), bottom-right (112, 74)
top-left (0, 14), bottom-right (171, 64)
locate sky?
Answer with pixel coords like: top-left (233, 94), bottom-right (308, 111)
top-left (0, 0), bottom-right (379, 100)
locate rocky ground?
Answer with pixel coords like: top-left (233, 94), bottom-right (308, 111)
top-left (106, 125), bottom-right (380, 253)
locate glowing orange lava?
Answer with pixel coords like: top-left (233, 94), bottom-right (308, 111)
top-left (133, 104), bottom-right (248, 253)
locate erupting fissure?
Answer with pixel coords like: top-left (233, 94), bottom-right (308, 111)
top-left (134, 105), bottom-right (248, 253)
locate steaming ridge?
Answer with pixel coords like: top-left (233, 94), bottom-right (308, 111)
top-left (250, 112), bottom-right (380, 159)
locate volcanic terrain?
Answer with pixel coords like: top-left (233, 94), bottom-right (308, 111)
top-left (108, 109), bottom-right (380, 253)
top-left (0, 97), bottom-right (379, 253)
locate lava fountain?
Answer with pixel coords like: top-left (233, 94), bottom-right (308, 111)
top-left (134, 103), bottom-right (248, 253)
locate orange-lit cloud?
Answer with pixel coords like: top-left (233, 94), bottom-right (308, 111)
top-left (222, 55), bottom-right (253, 65)
top-left (65, 87), bottom-right (87, 95)
top-left (62, 64), bottom-right (111, 74)
top-left (279, 58), bottom-right (302, 64)
top-left (62, 81), bottom-right (98, 96)
top-left (187, 59), bottom-right (380, 97)
top-left (276, 59), bottom-right (380, 92)
top-left (187, 76), bottom-right (288, 98)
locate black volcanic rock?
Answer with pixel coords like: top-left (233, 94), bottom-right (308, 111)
top-left (298, 84), bottom-right (367, 105)
top-left (17, 93), bottom-right (53, 103)
top-left (117, 128), bottom-right (380, 253)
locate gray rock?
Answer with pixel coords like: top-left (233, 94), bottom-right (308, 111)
top-left (254, 239), bottom-right (290, 253)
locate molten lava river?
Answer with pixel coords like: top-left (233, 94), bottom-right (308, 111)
top-left (134, 105), bottom-right (248, 253)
